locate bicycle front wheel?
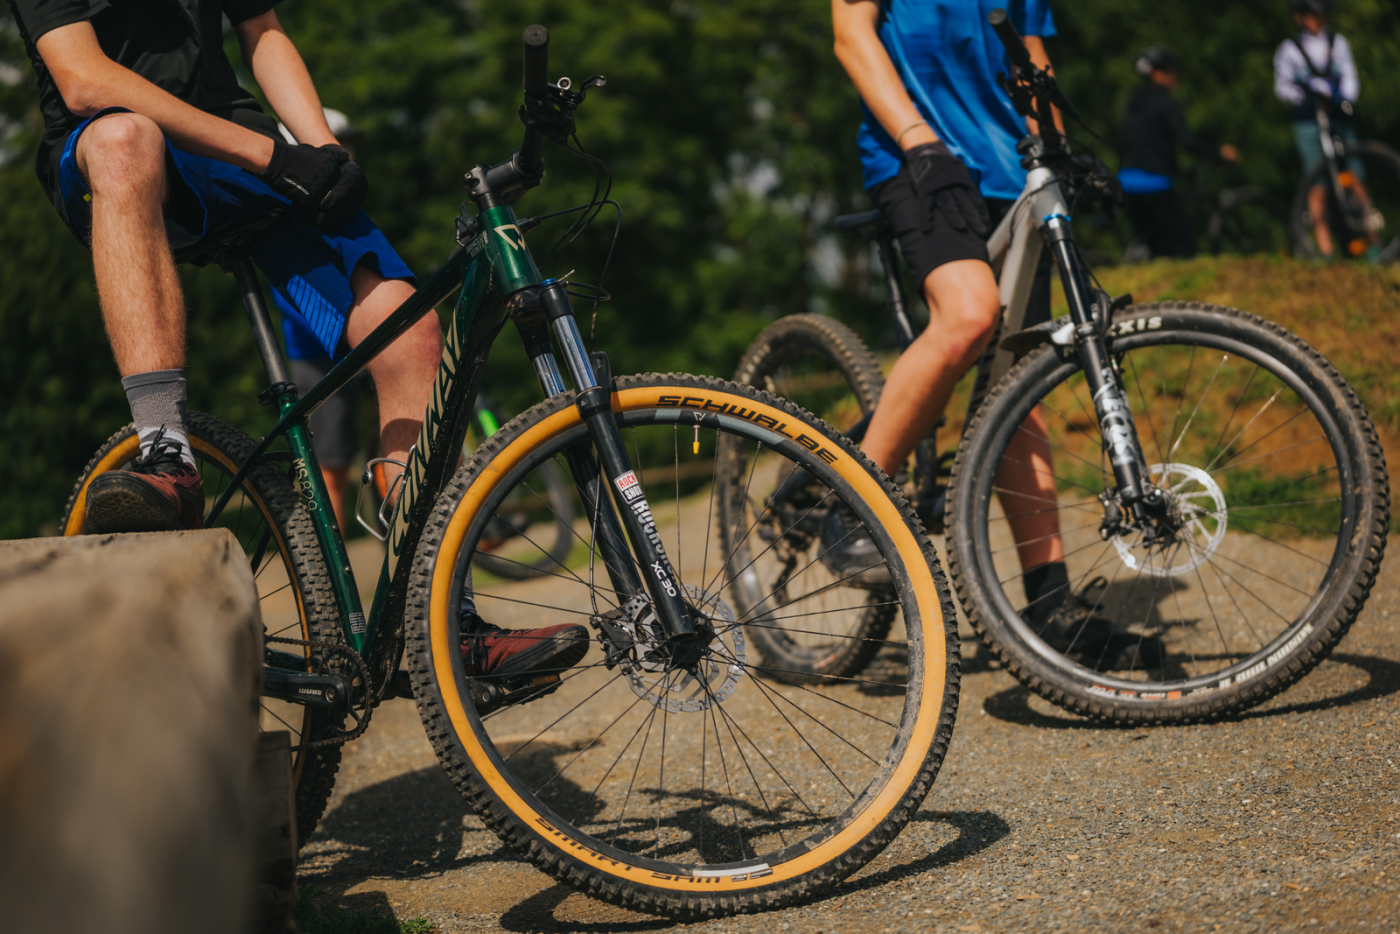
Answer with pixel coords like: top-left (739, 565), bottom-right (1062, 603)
top-left (1290, 140), bottom-right (1400, 263)
top-left (405, 373), bottom-right (957, 918)
top-left (469, 457), bottom-right (576, 580)
top-left (63, 412), bottom-right (345, 842)
top-left (947, 303), bottom-right (1388, 723)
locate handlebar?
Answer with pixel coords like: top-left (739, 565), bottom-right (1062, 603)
top-left (987, 9), bottom-right (1033, 71)
top-left (519, 25), bottom-right (549, 173)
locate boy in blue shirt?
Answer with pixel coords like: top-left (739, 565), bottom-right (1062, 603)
top-left (828, 0), bottom-right (1159, 666)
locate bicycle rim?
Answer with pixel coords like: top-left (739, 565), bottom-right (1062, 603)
top-left (63, 414), bottom-right (343, 834)
top-left (406, 375), bottom-right (957, 916)
top-left (953, 304), bottom-right (1385, 712)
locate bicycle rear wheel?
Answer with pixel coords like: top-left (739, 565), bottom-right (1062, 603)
top-left (469, 457), bottom-right (576, 580)
top-left (1208, 187), bottom-right (1288, 257)
top-left (729, 314), bottom-right (897, 680)
top-left (1290, 140), bottom-right (1400, 263)
top-left (948, 303), bottom-right (1388, 722)
top-left (63, 412), bottom-right (345, 842)
top-left (404, 374), bottom-right (957, 917)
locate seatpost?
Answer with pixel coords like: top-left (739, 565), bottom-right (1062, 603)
top-left (230, 257), bottom-right (292, 391)
top-left (874, 231), bottom-right (917, 351)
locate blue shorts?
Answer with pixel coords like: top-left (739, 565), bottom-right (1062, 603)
top-left (56, 107), bottom-right (415, 358)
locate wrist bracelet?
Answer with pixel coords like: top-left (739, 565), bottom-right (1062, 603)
top-left (895, 121), bottom-right (928, 146)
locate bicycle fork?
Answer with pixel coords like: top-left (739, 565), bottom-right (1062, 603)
top-left (513, 281), bottom-right (698, 645)
top-left (1041, 216), bottom-right (1164, 532)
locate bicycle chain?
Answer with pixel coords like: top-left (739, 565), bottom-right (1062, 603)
top-left (266, 635), bottom-right (374, 750)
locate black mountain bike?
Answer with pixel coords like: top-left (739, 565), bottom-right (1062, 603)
top-left (63, 26), bottom-right (959, 917)
top-left (730, 11), bottom-right (1389, 724)
top-left (1290, 90), bottom-right (1400, 263)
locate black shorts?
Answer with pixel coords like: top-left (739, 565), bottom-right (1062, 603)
top-left (289, 357), bottom-right (367, 468)
top-left (872, 167), bottom-right (1052, 331)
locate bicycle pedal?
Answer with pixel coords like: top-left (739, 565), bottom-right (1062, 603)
top-left (467, 673), bottom-right (563, 715)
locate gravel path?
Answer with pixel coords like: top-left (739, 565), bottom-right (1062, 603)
top-left (297, 509), bottom-right (1400, 933)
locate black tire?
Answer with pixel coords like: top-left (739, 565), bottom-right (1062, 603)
top-left (63, 412), bottom-right (345, 842)
top-left (947, 303), bottom-right (1388, 723)
top-left (1208, 187), bottom-right (1288, 257)
top-left (1290, 140), bottom-right (1400, 263)
top-left (732, 313), bottom-right (885, 435)
top-left (470, 457), bottom-right (576, 580)
top-left (730, 314), bottom-right (895, 680)
top-left (404, 374), bottom-right (958, 918)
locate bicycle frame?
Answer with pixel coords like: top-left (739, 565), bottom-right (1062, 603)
top-left (211, 196), bottom-right (693, 683)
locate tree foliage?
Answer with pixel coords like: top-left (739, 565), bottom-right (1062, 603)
top-left (1, 0), bottom-right (1397, 537)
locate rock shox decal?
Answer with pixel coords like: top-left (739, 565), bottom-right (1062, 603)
top-left (614, 471), bottom-right (679, 598)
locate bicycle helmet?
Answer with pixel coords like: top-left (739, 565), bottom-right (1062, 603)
top-left (1134, 46), bottom-right (1181, 78)
top-left (1290, 0), bottom-right (1332, 14)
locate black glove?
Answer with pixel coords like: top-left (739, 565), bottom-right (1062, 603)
top-left (905, 140), bottom-right (990, 237)
top-left (314, 144), bottom-right (368, 229)
top-left (257, 140), bottom-right (340, 221)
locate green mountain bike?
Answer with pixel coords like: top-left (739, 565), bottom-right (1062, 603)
top-left (62, 26), bottom-right (958, 918)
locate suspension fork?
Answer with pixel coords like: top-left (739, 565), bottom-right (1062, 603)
top-left (1041, 215), bottom-right (1162, 522)
top-left (515, 282), bottom-right (696, 640)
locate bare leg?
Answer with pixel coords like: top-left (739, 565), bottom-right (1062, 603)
top-left (320, 465), bottom-right (351, 530)
top-left (1309, 183), bottom-right (1334, 257)
top-left (343, 267), bottom-right (442, 497)
top-left (75, 113), bottom-right (186, 375)
top-left (860, 258), bottom-right (1062, 572)
top-left (994, 405), bottom-right (1064, 569)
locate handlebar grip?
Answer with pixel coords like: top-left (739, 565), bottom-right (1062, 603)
top-left (987, 9), bottom-right (1033, 70)
top-left (523, 24), bottom-right (549, 96)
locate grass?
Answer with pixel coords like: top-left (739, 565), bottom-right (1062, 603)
top-left (294, 886), bottom-right (437, 934)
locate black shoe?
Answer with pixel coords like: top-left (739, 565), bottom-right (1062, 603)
top-left (1034, 577), bottom-right (1165, 671)
top-left (818, 500), bottom-right (892, 588)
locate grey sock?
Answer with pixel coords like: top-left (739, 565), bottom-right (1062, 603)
top-left (121, 368), bottom-right (195, 467)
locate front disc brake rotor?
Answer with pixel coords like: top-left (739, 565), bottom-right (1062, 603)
top-left (616, 585), bottom-right (745, 712)
top-left (1112, 462), bottom-right (1228, 577)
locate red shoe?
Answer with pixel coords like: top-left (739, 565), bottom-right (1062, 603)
top-left (461, 614), bottom-right (590, 681)
top-left (85, 442), bottom-right (204, 534)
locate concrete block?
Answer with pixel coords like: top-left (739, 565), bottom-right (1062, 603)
top-left (0, 530), bottom-right (263, 934)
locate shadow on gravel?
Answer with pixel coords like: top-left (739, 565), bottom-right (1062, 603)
top-left (492, 810), bottom-right (1010, 932)
top-left (979, 651), bottom-right (1400, 729)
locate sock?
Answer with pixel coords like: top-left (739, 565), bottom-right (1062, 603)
top-left (121, 368), bottom-right (195, 468)
top-left (1022, 561), bottom-right (1069, 630)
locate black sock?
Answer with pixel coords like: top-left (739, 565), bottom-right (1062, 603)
top-left (1023, 561), bottom-right (1069, 629)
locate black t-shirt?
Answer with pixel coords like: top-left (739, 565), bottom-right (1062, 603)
top-left (1120, 82), bottom-right (1220, 178)
top-left (7, 0), bottom-right (280, 204)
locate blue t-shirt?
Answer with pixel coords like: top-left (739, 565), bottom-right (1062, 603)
top-left (857, 0), bottom-right (1057, 199)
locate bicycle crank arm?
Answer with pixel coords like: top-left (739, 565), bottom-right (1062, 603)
top-left (1042, 216), bottom-right (1160, 517)
top-left (537, 280), bottom-right (697, 641)
top-left (261, 666), bottom-right (353, 712)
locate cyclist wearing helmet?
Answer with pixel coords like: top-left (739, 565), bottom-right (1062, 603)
top-left (1119, 46), bottom-right (1241, 259)
top-left (1275, 0), bottom-right (1361, 257)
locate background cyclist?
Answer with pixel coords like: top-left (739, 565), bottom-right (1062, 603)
top-left (1274, 0), bottom-right (1364, 258)
top-left (829, 0), bottom-right (1159, 665)
top-left (1118, 46), bottom-right (1241, 259)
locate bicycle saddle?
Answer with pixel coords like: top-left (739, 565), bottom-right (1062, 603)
top-left (834, 209), bottom-right (883, 232)
top-left (173, 209), bottom-right (285, 268)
